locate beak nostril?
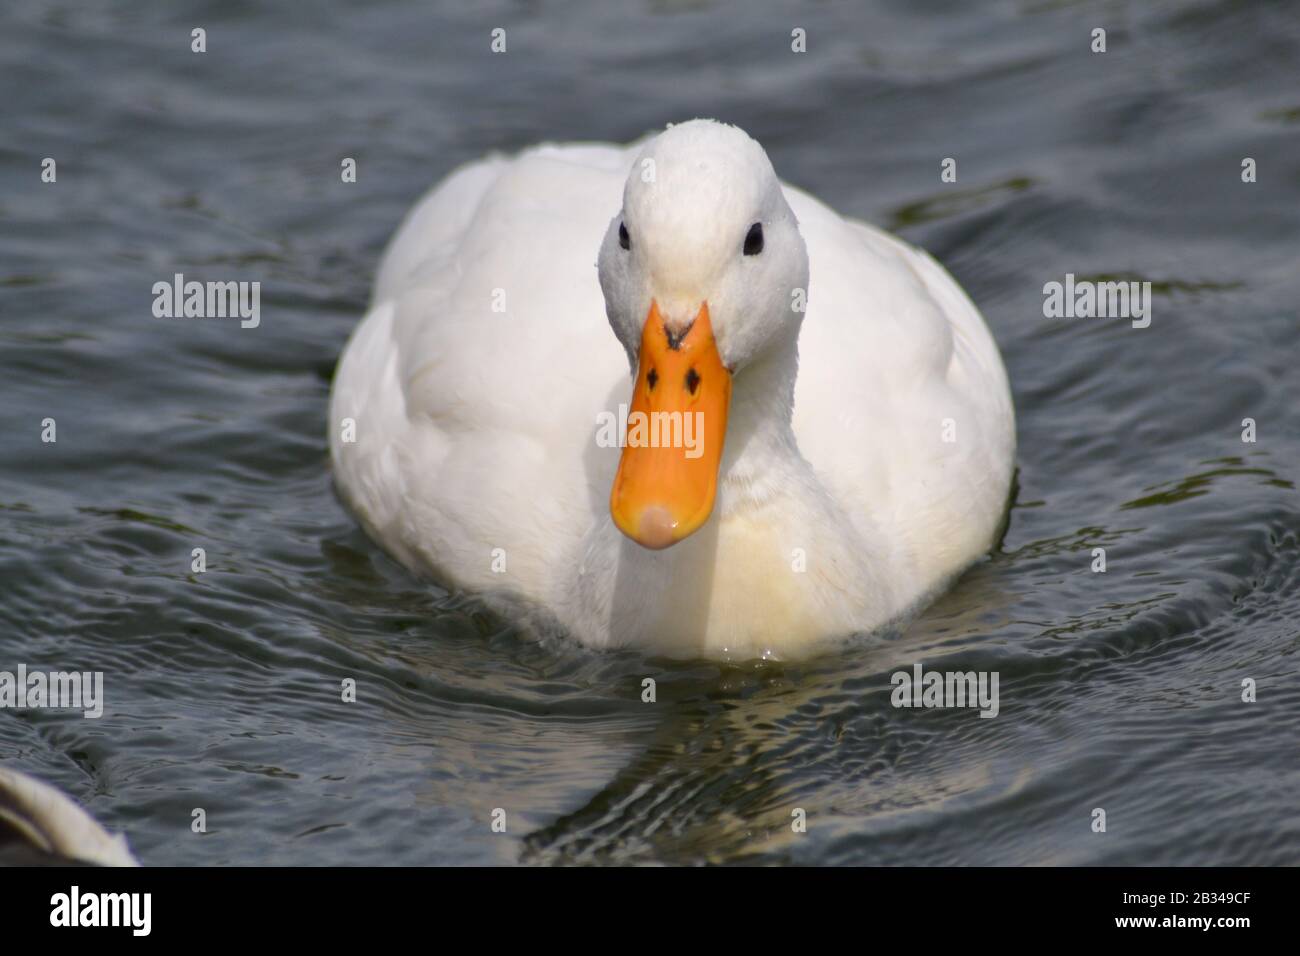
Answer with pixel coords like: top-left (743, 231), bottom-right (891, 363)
top-left (647, 368), bottom-right (659, 390)
top-left (685, 368), bottom-right (700, 395)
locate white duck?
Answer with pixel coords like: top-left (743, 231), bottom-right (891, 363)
top-left (330, 119), bottom-right (1015, 660)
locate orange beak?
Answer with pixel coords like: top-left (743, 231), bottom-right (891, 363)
top-left (610, 301), bottom-right (731, 549)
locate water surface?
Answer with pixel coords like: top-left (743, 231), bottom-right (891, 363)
top-left (1, 0), bottom-right (1297, 865)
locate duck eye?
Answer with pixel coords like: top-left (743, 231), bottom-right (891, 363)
top-left (743, 222), bottom-right (764, 256)
top-left (619, 222), bottom-right (630, 250)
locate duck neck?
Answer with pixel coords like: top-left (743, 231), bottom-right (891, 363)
top-left (718, 326), bottom-right (809, 514)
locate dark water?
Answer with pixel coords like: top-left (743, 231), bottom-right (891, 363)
top-left (2, 0), bottom-right (1297, 865)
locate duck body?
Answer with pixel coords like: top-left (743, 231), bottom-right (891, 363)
top-left (330, 120), bottom-right (1015, 659)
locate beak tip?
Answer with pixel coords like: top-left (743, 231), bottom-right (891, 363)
top-left (635, 505), bottom-right (678, 550)
top-left (613, 504), bottom-right (679, 550)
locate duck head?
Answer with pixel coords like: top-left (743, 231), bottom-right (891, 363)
top-left (597, 120), bottom-right (810, 550)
